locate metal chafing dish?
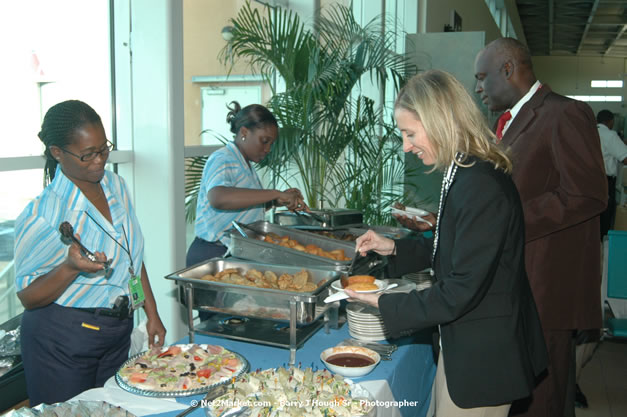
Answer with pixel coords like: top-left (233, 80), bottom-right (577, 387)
top-left (274, 208), bottom-right (363, 229)
top-left (227, 221), bottom-right (356, 271)
top-left (165, 258), bottom-right (342, 365)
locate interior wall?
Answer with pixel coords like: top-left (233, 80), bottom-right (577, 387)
top-left (425, 0), bottom-right (502, 43)
top-left (533, 56), bottom-right (626, 121)
top-left (183, 0), bottom-right (262, 146)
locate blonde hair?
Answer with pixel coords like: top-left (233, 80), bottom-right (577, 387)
top-left (395, 69), bottom-right (512, 173)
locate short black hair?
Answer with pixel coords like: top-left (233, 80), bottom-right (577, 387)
top-left (38, 100), bottom-right (102, 185)
top-left (597, 109), bottom-right (614, 124)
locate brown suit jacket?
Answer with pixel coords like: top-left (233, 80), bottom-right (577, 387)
top-left (500, 85), bottom-right (607, 330)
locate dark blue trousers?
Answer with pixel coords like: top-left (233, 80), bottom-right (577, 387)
top-left (185, 237), bottom-right (227, 267)
top-left (21, 303), bottom-right (133, 406)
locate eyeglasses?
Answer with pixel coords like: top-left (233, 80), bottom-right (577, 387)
top-left (61, 140), bottom-right (115, 162)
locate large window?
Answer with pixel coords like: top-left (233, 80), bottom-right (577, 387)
top-left (0, 0), bottom-right (116, 324)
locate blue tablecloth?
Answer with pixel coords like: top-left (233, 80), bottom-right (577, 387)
top-left (146, 325), bottom-right (436, 417)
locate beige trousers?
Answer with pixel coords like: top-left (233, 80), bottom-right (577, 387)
top-left (428, 351), bottom-right (512, 417)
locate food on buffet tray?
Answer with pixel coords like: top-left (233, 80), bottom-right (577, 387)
top-left (117, 344), bottom-right (246, 393)
top-left (340, 275), bottom-right (375, 289)
top-left (209, 366), bottom-right (374, 417)
top-left (345, 282), bottom-right (379, 291)
top-left (262, 232), bottom-right (351, 261)
top-left (4, 401), bottom-right (135, 417)
top-left (199, 267), bottom-right (323, 292)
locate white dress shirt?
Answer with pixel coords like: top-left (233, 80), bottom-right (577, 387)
top-left (598, 123), bottom-right (627, 177)
top-left (501, 80), bottom-right (542, 137)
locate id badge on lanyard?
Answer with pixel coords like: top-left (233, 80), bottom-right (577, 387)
top-left (128, 267), bottom-right (145, 309)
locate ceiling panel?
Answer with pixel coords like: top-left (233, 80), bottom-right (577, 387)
top-left (516, 0), bottom-right (627, 57)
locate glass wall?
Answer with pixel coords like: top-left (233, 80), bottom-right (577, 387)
top-left (0, 0), bottom-right (115, 325)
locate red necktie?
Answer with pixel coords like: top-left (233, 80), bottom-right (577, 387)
top-left (496, 111), bottom-right (512, 142)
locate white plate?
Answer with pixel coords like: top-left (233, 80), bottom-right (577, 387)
top-left (349, 328), bottom-right (388, 342)
top-left (348, 323), bottom-right (389, 334)
top-left (390, 207), bottom-right (433, 226)
top-left (331, 279), bottom-right (386, 293)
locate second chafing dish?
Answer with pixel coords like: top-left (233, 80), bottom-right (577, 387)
top-left (274, 208), bottom-right (363, 229)
top-left (227, 221), bottom-right (356, 271)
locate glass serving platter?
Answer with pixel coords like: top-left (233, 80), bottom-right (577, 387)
top-left (115, 344), bottom-right (250, 398)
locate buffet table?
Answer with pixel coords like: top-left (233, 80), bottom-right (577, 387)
top-left (73, 324), bottom-right (436, 417)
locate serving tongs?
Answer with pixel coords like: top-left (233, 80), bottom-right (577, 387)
top-left (341, 339), bottom-right (397, 359)
top-left (175, 384), bottom-right (229, 417)
top-left (293, 210), bottom-right (328, 228)
top-left (59, 221), bottom-right (112, 271)
top-left (231, 220), bottom-right (264, 239)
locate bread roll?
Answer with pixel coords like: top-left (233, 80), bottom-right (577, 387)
top-left (341, 275), bottom-right (376, 288)
top-left (345, 282), bottom-right (379, 291)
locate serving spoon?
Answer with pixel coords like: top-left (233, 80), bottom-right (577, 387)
top-left (59, 221), bottom-right (112, 271)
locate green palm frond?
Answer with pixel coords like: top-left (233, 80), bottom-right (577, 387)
top-left (184, 0), bottom-right (419, 224)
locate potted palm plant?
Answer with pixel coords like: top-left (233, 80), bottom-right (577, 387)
top-left (186, 1), bottom-right (422, 225)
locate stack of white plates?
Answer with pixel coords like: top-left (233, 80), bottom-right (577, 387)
top-left (403, 269), bottom-right (433, 291)
top-left (346, 303), bottom-right (390, 342)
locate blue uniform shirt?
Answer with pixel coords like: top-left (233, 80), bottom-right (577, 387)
top-left (194, 142), bottom-right (265, 244)
top-left (14, 167), bottom-right (144, 308)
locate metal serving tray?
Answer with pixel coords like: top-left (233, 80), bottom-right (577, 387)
top-left (165, 258), bottom-right (340, 325)
top-left (275, 209), bottom-right (363, 228)
top-left (228, 221), bottom-right (356, 271)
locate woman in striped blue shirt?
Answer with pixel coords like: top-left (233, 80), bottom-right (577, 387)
top-left (187, 101), bottom-right (307, 266)
top-left (14, 100), bottom-right (166, 406)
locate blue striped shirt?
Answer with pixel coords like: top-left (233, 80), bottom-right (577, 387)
top-left (195, 142), bottom-right (264, 244)
top-left (14, 167), bottom-right (144, 308)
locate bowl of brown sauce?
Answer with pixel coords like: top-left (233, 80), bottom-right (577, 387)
top-left (320, 346), bottom-right (380, 377)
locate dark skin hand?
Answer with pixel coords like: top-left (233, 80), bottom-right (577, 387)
top-left (139, 263), bottom-right (166, 347)
top-left (209, 186), bottom-right (307, 211)
top-left (209, 123), bottom-right (309, 212)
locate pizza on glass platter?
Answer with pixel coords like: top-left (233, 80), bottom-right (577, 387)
top-left (116, 344), bottom-right (249, 397)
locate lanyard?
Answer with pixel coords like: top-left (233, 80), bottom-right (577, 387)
top-left (85, 211), bottom-right (135, 276)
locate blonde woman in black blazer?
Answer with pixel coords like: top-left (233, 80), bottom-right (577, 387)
top-left (346, 70), bottom-right (547, 416)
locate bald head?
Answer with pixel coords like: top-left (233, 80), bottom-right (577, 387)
top-left (474, 37), bottom-right (537, 112)
top-left (486, 38), bottom-right (534, 73)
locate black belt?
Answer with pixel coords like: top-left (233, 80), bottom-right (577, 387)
top-left (74, 296), bottom-right (132, 320)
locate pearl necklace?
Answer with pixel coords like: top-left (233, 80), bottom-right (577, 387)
top-left (431, 153), bottom-right (464, 274)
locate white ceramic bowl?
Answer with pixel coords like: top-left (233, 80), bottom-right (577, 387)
top-left (320, 346), bottom-right (380, 377)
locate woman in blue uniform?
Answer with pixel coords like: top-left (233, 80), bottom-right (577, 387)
top-left (187, 101), bottom-right (307, 266)
top-left (15, 100), bottom-right (166, 406)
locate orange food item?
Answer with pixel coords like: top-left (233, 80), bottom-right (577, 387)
top-left (341, 275), bottom-right (375, 288)
top-left (345, 282), bottom-right (379, 291)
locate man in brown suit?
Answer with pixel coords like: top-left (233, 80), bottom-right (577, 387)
top-left (474, 38), bottom-right (607, 417)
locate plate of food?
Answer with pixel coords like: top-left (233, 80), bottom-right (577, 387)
top-left (116, 344), bottom-right (249, 397)
top-left (332, 275), bottom-right (385, 293)
top-left (389, 206), bottom-right (432, 226)
top-left (325, 276), bottom-right (397, 303)
top-left (205, 366), bottom-right (376, 417)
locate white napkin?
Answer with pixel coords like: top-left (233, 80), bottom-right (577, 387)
top-left (70, 378), bottom-right (188, 416)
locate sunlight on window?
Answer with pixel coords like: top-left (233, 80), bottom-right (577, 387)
top-left (0, 0), bottom-right (111, 159)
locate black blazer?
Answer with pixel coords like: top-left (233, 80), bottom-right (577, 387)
top-left (379, 158), bottom-right (547, 408)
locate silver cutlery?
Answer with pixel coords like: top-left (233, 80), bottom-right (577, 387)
top-left (59, 221), bottom-right (112, 271)
top-left (175, 384), bottom-right (228, 417)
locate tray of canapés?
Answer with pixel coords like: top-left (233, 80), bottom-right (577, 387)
top-left (204, 366), bottom-right (376, 417)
